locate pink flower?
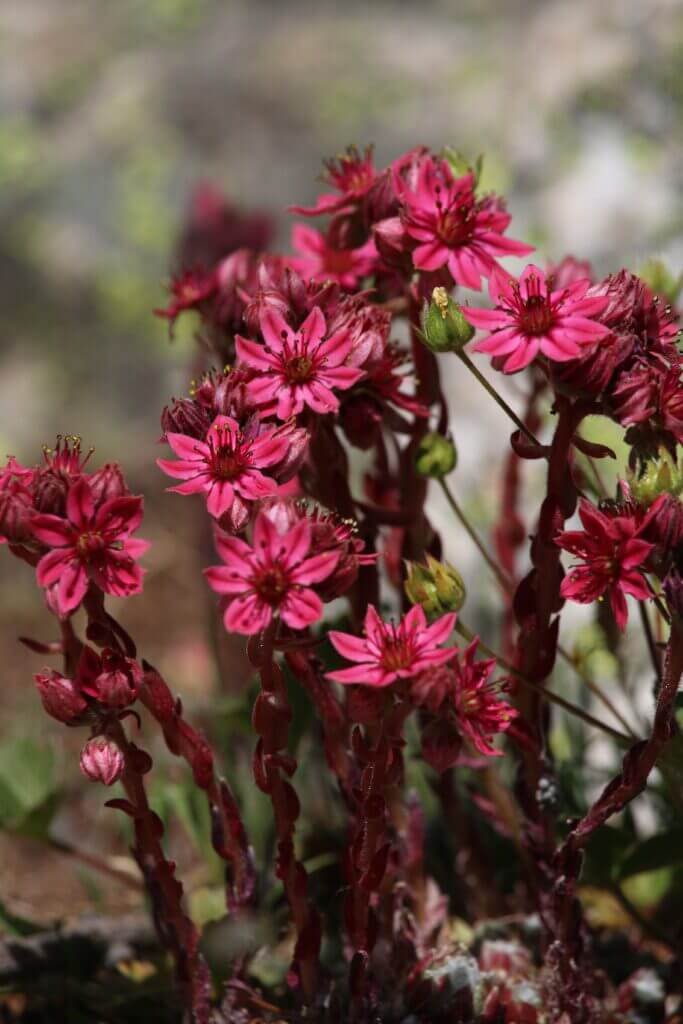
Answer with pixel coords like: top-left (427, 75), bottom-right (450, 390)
top-left (289, 224), bottom-right (378, 289)
top-left (556, 499), bottom-right (654, 630)
top-left (289, 145), bottom-right (378, 217)
top-left (326, 604), bottom-right (457, 687)
top-left (205, 510), bottom-right (340, 635)
top-left (399, 156), bottom-right (533, 290)
top-left (235, 306), bottom-right (365, 419)
top-left (466, 264), bottom-right (609, 373)
top-left (158, 414), bottom-right (299, 528)
top-left (32, 477), bottom-right (148, 616)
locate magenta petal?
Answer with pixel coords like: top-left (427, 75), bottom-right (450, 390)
top-left (235, 334), bottom-right (278, 370)
top-left (260, 308), bottom-right (292, 351)
top-left (422, 611), bottom-right (457, 646)
top-left (204, 565), bottom-right (248, 594)
top-left (224, 593), bottom-right (272, 636)
top-left (66, 477), bottom-right (95, 528)
top-left (325, 664), bottom-right (390, 686)
top-left (37, 547), bottom-right (74, 587)
top-left (413, 239), bottom-right (449, 272)
top-left (328, 630), bottom-right (371, 663)
top-left (206, 479), bottom-right (235, 518)
top-left (280, 587), bottom-right (323, 629)
top-left (166, 432), bottom-right (206, 460)
top-left (32, 514), bottom-right (74, 548)
top-left (213, 531), bottom-right (253, 567)
top-left (609, 586), bottom-right (629, 631)
top-left (56, 561), bottom-right (88, 615)
top-left (291, 549), bottom-right (340, 585)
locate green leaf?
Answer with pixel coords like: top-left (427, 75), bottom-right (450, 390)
top-left (617, 829), bottom-right (683, 880)
top-left (0, 737), bottom-right (59, 833)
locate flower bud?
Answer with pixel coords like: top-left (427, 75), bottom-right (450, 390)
top-left (420, 288), bottom-right (475, 353)
top-left (405, 556), bottom-right (466, 617)
top-left (0, 483), bottom-right (33, 543)
top-left (628, 448), bottom-right (683, 505)
top-left (79, 647), bottom-right (141, 709)
top-left (32, 468), bottom-right (69, 516)
top-left (35, 670), bottom-right (88, 724)
top-left (89, 463), bottom-right (128, 505)
top-left (161, 397), bottom-right (211, 441)
top-left (442, 147), bottom-right (483, 187)
top-left (80, 736), bottom-right (125, 786)
top-left (415, 432), bottom-right (457, 478)
top-left (638, 258), bottom-right (683, 306)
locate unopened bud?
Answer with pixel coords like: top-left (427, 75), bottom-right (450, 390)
top-left (89, 463), bottom-right (128, 505)
top-left (35, 670), bottom-right (88, 724)
top-left (80, 736), bottom-right (125, 786)
top-left (442, 147), bottom-right (483, 187)
top-left (638, 258), bottom-right (683, 306)
top-left (628, 448), bottom-right (683, 505)
top-left (421, 288), bottom-right (475, 353)
top-left (405, 556), bottom-right (466, 617)
top-left (415, 432), bottom-right (457, 478)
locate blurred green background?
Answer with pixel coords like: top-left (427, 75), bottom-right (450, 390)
top-left (0, 0), bottom-right (682, 930)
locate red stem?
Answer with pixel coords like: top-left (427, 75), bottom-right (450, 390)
top-left (248, 625), bottom-right (321, 1004)
top-left (108, 718), bottom-right (212, 1024)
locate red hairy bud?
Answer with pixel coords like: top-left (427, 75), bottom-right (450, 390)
top-left (35, 669), bottom-right (88, 724)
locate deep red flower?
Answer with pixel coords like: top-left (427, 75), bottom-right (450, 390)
top-left (78, 646), bottom-right (142, 709)
top-left (154, 268), bottom-right (217, 333)
top-left (205, 510), bottom-right (340, 635)
top-left (556, 498), bottom-right (656, 630)
top-left (465, 264), bottom-right (609, 373)
top-left (290, 224), bottom-right (378, 290)
top-left (289, 145), bottom-right (378, 217)
top-left (411, 638), bottom-right (516, 756)
top-left (0, 459), bottom-right (34, 544)
top-left (32, 477), bottom-right (148, 616)
top-left (327, 604), bottom-right (457, 687)
top-left (398, 155), bottom-right (533, 290)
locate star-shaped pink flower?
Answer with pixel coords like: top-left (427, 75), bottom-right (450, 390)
top-left (235, 306), bottom-right (365, 419)
top-left (326, 604), bottom-right (457, 687)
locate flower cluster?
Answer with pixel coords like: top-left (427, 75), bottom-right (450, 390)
top-left (1, 438), bottom-right (147, 617)
top-left (5, 146), bottom-right (683, 1023)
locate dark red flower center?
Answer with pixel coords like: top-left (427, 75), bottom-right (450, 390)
top-left (433, 182), bottom-right (476, 248)
top-left (77, 531), bottom-right (106, 557)
top-left (253, 565), bottom-right (290, 606)
top-left (519, 293), bottom-right (554, 335)
top-left (380, 634), bottom-right (415, 672)
top-left (286, 355), bottom-right (314, 383)
top-left (206, 428), bottom-right (249, 479)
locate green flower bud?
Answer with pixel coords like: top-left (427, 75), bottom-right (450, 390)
top-left (405, 555), bottom-right (466, 617)
top-left (638, 259), bottom-right (683, 306)
top-left (628, 448), bottom-right (683, 505)
top-left (415, 432), bottom-right (457, 478)
top-left (442, 147), bottom-right (483, 188)
top-left (420, 287), bottom-right (475, 354)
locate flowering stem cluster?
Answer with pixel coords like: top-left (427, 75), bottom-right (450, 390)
top-left (3, 146), bottom-right (683, 1022)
